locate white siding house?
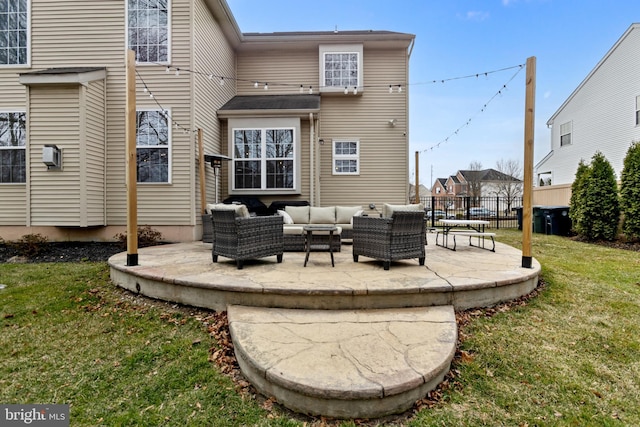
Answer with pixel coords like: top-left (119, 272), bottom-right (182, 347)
top-left (536, 23), bottom-right (640, 188)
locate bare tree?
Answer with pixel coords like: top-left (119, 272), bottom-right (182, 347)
top-left (495, 158), bottom-right (523, 213)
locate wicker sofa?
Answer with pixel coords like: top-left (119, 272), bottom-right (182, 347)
top-left (277, 205), bottom-right (363, 252)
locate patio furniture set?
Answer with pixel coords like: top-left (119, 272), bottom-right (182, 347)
top-left (208, 202), bottom-right (494, 270)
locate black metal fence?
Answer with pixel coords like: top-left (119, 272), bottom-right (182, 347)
top-left (419, 196), bottom-right (523, 229)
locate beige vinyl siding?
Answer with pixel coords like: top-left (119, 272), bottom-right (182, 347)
top-left (31, 1), bottom-right (124, 68)
top-left (0, 185), bottom-right (27, 225)
top-left (237, 49), bottom-right (318, 96)
top-left (28, 86), bottom-right (82, 226)
top-left (320, 49), bottom-right (408, 206)
top-left (83, 79), bottom-right (107, 226)
top-left (103, 0), bottom-right (196, 227)
top-left (193, 0), bottom-right (236, 214)
top-left (237, 46), bottom-right (409, 206)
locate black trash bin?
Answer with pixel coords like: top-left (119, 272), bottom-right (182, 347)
top-left (541, 206), bottom-right (571, 236)
top-left (533, 206), bottom-right (546, 233)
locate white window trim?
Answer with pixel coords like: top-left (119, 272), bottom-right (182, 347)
top-left (332, 139), bottom-right (360, 175)
top-left (228, 117), bottom-right (301, 195)
top-left (319, 44), bottom-right (363, 94)
top-left (635, 95), bottom-right (640, 126)
top-left (0, 0), bottom-right (31, 68)
top-left (135, 107), bottom-right (172, 184)
top-left (125, 0), bottom-right (171, 65)
top-left (0, 109), bottom-right (27, 184)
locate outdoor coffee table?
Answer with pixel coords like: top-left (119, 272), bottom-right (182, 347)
top-left (303, 225), bottom-right (339, 267)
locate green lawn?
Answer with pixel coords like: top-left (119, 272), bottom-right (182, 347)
top-left (1, 231), bottom-right (639, 426)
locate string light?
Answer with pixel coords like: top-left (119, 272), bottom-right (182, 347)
top-left (135, 69), bottom-right (196, 134)
top-left (137, 62), bottom-right (524, 136)
top-left (418, 64), bottom-right (525, 155)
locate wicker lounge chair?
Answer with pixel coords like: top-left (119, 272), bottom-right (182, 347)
top-left (211, 210), bottom-right (284, 269)
top-left (352, 210), bottom-right (426, 270)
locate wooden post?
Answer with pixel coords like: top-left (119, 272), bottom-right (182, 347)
top-left (414, 151), bottom-right (420, 203)
top-left (522, 56), bottom-right (536, 268)
top-left (197, 128), bottom-right (206, 215)
top-left (125, 50), bottom-right (138, 266)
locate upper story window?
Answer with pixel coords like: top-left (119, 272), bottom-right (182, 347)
top-left (136, 109), bottom-right (170, 183)
top-left (560, 121), bottom-right (572, 147)
top-left (232, 127), bottom-right (295, 190)
top-left (0, 0), bottom-right (29, 66)
top-left (635, 95), bottom-right (639, 126)
top-left (319, 44), bottom-right (363, 94)
top-left (0, 112), bottom-right (26, 183)
top-left (127, 0), bottom-right (169, 64)
top-left (332, 140), bottom-right (359, 175)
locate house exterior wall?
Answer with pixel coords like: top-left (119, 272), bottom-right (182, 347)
top-left (83, 79), bottom-right (107, 226)
top-left (193, 0), bottom-right (237, 213)
top-left (0, 0), bottom-right (240, 241)
top-left (25, 80), bottom-right (106, 227)
top-left (0, 1), bottom-right (414, 241)
top-left (537, 24), bottom-right (640, 186)
top-left (233, 45), bottom-right (410, 207)
top-left (27, 85), bottom-right (82, 226)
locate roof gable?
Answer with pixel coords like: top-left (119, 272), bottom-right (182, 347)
top-left (547, 23), bottom-right (640, 125)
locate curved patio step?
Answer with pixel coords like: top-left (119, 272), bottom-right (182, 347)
top-left (228, 305), bottom-right (457, 419)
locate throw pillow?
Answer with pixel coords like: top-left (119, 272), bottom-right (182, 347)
top-left (277, 210), bottom-right (294, 224)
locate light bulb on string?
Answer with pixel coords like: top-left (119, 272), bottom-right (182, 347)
top-left (308, 86), bottom-right (313, 94)
top-left (219, 77), bottom-right (225, 86)
top-left (389, 85), bottom-right (393, 93)
top-left (398, 86), bottom-right (402, 93)
top-left (254, 82), bottom-right (259, 88)
top-left (165, 66), bottom-right (170, 73)
top-left (175, 68), bottom-right (180, 76)
top-left (264, 82), bottom-right (268, 90)
top-left (300, 85), bottom-right (304, 93)
top-left (344, 87), bottom-right (348, 95)
top-left (353, 86), bottom-right (358, 95)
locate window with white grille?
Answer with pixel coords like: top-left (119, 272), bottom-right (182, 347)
top-left (332, 140), bottom-right (359, 175)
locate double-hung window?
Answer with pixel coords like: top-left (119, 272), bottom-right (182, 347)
top-left (560, 121), bottom-right (572, 147)
top-left (332, 140), bottom-right (359, 175)
top-left (127, 0), bottom-right (169, 64)
top-left (0, 0), bottom-right (29, 66)
top-left (233, 128), bottom-right (294, 190)
top-left (136, 110), bottom-right (170, 183)
top-left (319, 44), bottom-right (363, 93)
top-left (0, 112), bottom-right (26, 183)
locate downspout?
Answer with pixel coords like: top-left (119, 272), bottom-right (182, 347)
top-left (309, 112), bottom-right (315, 206)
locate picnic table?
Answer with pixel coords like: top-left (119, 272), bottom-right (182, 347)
top-left (435, 219), bottom-right (495, 252)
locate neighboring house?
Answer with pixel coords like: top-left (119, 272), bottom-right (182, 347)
top-left (536, 23), bottom-right (640, 193)
top-left (432, 169), bottom-right (522, 199)
top-left (0, 0), bottom-right (415, 242)
top-left (408, 183), bottom-right (430, 202)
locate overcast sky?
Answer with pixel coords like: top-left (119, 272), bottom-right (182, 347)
top-left (226, 0), bottom-right (638, 187)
